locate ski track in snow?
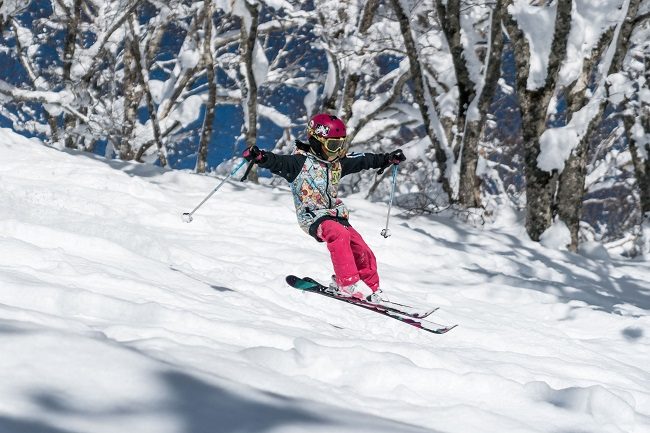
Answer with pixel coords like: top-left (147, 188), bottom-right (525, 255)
top-left (0, 128), bottom-right (649, 433)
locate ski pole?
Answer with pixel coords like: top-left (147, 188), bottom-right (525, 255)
top-left (380, 164), bottom-right (399, 238)
top-left (182, 159), bottom-right (248, 223)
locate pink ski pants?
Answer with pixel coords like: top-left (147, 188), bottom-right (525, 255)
top-left (317, 220), bottom-right (379, 291)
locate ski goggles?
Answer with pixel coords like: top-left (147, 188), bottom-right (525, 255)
top-left (323, 137), bottom-right (347, 154)
top-left (313, 135), bottom-right (348, 155)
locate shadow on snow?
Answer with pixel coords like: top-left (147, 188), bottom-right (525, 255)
top-left (6, 369), bottom-right (434, 433)
top-left (402, 219), bottom-right (650, 316)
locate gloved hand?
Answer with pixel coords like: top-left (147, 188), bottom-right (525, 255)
top-left (386, 149), bottom-right (406, 165)
top-left (242, 145), bottom-right (266, 163)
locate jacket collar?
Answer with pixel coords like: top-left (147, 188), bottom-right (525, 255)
top-left (295, 148), bottom-right (338, 165)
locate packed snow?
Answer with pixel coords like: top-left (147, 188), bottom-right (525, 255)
top-left (1, 128), bottom-right (649, 433)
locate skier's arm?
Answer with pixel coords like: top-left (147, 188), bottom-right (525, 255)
top-left (340, 153), bottom-right (387, 177)
top-left (341, 149), bottom-right (405, 177)
top-left (246, 149), bottom-right (304, 182)
top-left (258, 153), bottom-right (305, 182)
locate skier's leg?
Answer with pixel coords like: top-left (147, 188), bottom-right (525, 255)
top-left (347, 226), bottom-right (380, 292)
top-left (317, 220), bottom-right (360, 288)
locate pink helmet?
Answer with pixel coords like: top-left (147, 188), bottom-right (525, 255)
top-left (307, 113), bottom-right (347, 139)
top-left (306, 113), bottom-right (348, 160)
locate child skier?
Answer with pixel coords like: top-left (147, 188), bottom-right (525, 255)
top-left (242, 113), bottom-right (405, 303)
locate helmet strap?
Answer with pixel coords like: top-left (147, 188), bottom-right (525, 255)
top-left (308, 136), bottom-right (329, 160)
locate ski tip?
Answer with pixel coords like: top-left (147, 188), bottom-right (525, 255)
top-left (434, 324), bottom-right (458, 334)
top-left (412, 307), bottom-right (440, 319)
top-left (286, 275), bottom-right (321, 291)
top-left (286, 275), bottom-right (311, 287)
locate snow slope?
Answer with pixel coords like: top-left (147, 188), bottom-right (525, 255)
top-left (1, 128), bottom-right (649, 433)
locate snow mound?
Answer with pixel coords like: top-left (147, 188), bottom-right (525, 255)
top-left (539, 219), bottom-right (571, 250)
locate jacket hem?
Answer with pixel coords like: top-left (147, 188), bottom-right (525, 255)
top-left (308, 216), bottom-right (351, 242)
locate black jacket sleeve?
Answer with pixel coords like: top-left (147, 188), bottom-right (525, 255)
top-left (340, 153), bottom-right (388, 177)
top-left (258, 153), bottom-right (306, 182)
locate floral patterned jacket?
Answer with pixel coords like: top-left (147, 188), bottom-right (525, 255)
top-left (258, 144), bottom-right (389, 240)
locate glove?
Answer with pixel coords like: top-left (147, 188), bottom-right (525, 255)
top-left (242, 145), bottom-right (266, 163)
top-left (386, 149), bottom-right (406, 165)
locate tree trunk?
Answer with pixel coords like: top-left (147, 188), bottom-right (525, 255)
top-left (555, 135), bottom-right (590, 250)
top-left (197, 4), bottom-right (216, 174)
top-left (129, 17), bottom-right (167, 167)
top-left (63, 0), bottom-right (83, 149)
top-left (240, 2), bottom-right (261, 182)
top-left (554, 33), bottom-right (614, 251)
top-left (554, 31), bottom-right (616, 251)
top-left (390, 0), bottom-right (453, 201)
top-left (458, 0), bottom-right (506, 207)
top-left (341, 74), bottom-right (359, 124)
top-left (557, 0), bottom-right (642, 250)
top-left (523, 134), bottom-right (557, 241)
top-left (625, 111), bottom-right (650, 215)
top-left (505, 0), bottom-right (572, 241)
top-left (435, 0), bottom-right (475, 155)
top-left (120, 34), bottom-right (140, 161)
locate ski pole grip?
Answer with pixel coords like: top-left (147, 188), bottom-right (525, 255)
top-left (240, 161), bottom-right (256, 182)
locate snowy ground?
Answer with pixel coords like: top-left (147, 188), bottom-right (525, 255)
top-left (1, 128), bottom-right (649, 433)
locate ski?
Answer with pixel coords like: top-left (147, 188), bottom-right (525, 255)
top-left (286, 275), bottom-right (456, 334)
top-left (299, 276), bottom-right (437, 319)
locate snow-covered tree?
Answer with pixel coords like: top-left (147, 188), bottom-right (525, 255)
top-left (620, 2), bottom-right (650, 253)
top-left (385, 0), bottom-right (508, 208)
top-left (504, 0), bottom-right (644, 250)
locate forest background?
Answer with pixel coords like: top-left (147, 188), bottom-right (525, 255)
top-left (0, 0), bottom-right (649, 256)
